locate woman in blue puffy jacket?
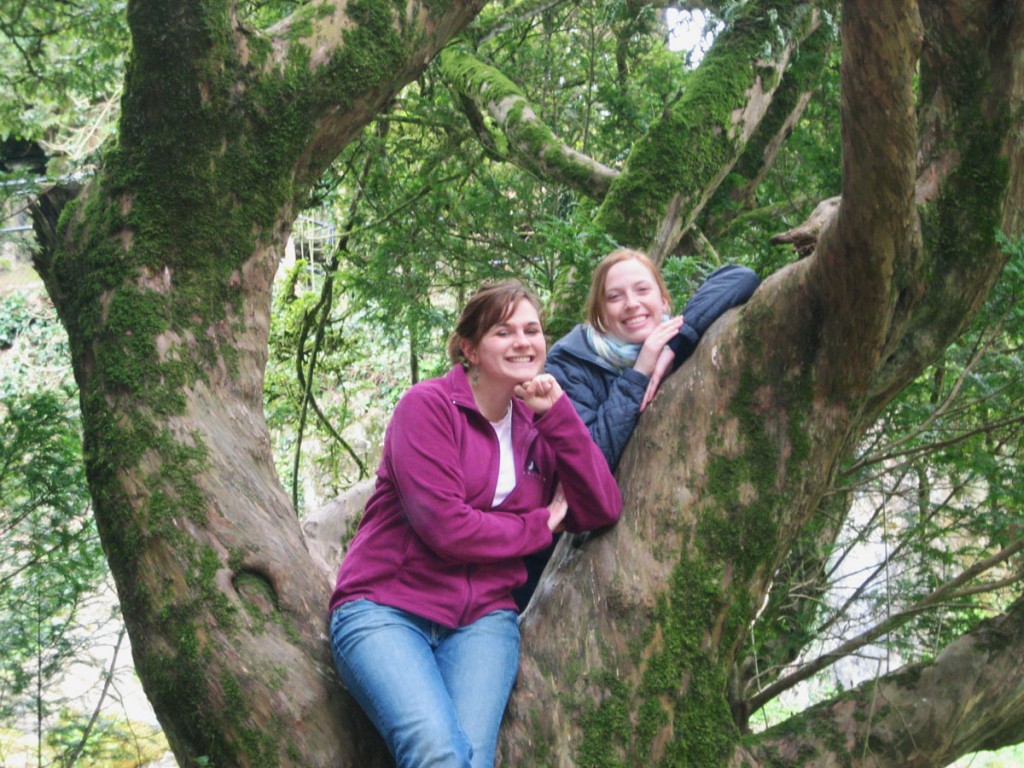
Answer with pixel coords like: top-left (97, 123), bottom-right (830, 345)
top-left (516, 248), bottom-right (759, 608)
top-left (546, 248), bottom-right (761, 470)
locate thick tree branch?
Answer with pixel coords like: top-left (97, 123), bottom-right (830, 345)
top-left (596, 1), bottom-right (827, 258)
top-left (279, 0), bottom-right (491, 191)
top-left (43, 0), bottom-right (497, 765)
top-left (811, 0), bottom-right (923, 400)
top-left (27, 182), bottom-right (80, 311)
top-left (438, 40), bottom-right (619, 200)
top-left (748, 536), bottom-right (1024, 716)
top-left (710, 14), bottom-right (836, 222)
top-left (862, 0), bottom-right (1024, 411)
top-left (741, 590), bottom-right (1024, 767)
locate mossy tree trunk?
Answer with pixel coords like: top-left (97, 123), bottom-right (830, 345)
top-left (28, 0), bottom-right (1024, 767)
top-left (31, 0), bottom-right (487, 765)
top-left (501, 1), bottom-right (1024, 766)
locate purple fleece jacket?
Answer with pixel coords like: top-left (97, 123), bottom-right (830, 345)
top-left (329, 365), bottom-right (621, 628)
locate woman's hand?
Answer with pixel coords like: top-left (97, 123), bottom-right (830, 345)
top-left (640, 346), bottom-right (675, 411)
top-left (633, 315), bottom-right (683, 377)
top-left (546, 483), bottom-right (568, 532)
top-left (514, 373), bottom-right (564, 415)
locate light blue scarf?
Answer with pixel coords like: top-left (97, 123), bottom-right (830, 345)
top-left (585, 324), bottom-right (642, 371)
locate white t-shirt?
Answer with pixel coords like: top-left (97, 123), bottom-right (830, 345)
top-left (489, 405), bottom-right (516, 507)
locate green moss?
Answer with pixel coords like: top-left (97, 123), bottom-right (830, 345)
top-left (222, 674), bottom-right (284, 768)
top-left (136, 602), bottom-right (217, 747)
top-left (635, 698), bottom-right (669, 756)
top-left (248, 34), bottom-right (273, 68)
top-left (920, 44), bottom-right (1009, 283)
top-left (440, 41), bottom-right (611, 188)
top-left (576, 671), bottom-right (632, 768)
top-left (197, 545), bottom-right (236, 626)
top-left (136, 599), bottom-right (271, 767)
top-left (269, 665), bottom-right (288, 691)
top-left (235, 571), bottom-right (277, 631)
top-left (567, 554), bottom-right (746, 765)
top-left (222, 670), bottom-right (247, 713)
top-left (640, 561), bottom-right (738, 762)
top-left (524, 708), bottom-right (556, 767)
top-left (439, 42), bottom-right (523, 103)
top-left (287, 8), bottom-right (317, 39)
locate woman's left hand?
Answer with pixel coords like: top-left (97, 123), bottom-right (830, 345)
top-left (514, 374), bottom-right (563, 415)
top-left (546, 482), bottom-right (568, 532)
top-left (640, 346), bottom-right (675, 411)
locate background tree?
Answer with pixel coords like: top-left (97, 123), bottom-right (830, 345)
top-left (0, 293), bottom-right (167, 767)
top-left (12, 1), bottom-right (1024, 767)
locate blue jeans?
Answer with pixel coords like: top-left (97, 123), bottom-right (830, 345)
top-left (330, 599), bottom-right (520, 768)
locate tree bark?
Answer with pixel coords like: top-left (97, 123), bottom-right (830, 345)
top-left (705, 16), bottom-right (837, 237)
top-left (737, 594), bottom-right (1024, 767)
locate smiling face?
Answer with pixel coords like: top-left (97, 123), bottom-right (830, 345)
top-left (462, 299), bottom-right (546, 387)
top-left (600, 258), bottom-right (669, 344)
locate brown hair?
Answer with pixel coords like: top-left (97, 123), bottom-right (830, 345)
top-left (585, 248), bottom-right (672, 332)
top-left (448, 280), bottom-right (544, 367)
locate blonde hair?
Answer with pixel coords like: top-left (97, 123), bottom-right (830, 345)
top-left (585, 248), bottom-right (672, 333)
top-left (447, 280), bottom-right (543, 367)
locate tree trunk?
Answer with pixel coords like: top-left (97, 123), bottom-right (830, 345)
top-left (29, 0), bottom-right (1024, 766)
top-left (32, 0), bottom-right (487, 764)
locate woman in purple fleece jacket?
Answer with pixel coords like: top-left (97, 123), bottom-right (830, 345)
top-left (329, 281), bottom-right (621, 768)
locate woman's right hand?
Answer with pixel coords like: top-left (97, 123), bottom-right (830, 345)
top-left (515, 373), bottom-right (564, 415)
top-left (633, 315), bottom-right (684, 377)
top-left (547, 483), bottom-right (568, 532)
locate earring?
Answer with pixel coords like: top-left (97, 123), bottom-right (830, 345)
top-left (470, 365), bottom-right (480, 386)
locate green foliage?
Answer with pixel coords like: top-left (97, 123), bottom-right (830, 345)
top-left (0, 0), bottom-right (126, 139)
top-left (0, 0), bottom-right (124, 255)
top-left (842, 235), bottom-right (1023, 655)
top-left (0, 0), bottom-right (127, 227)
top-left (701, 38), bottom-right (842, 275)
top-left (43, 709), bottom-right (168, 768)
top-left (262, 0), bottom-right (701, 507)
top-left (0, 387), bottom-right (107, 756)
top-left (266, 255), bottom-right (407, 506)
top-left (0, 290), bottom-right (162, 767)
top-left (0, 293), bottom-right (73, 394)
top-left (474, 0), bottom-right (691, 157)
top-left (263, 58), bottom-right (622, 504)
